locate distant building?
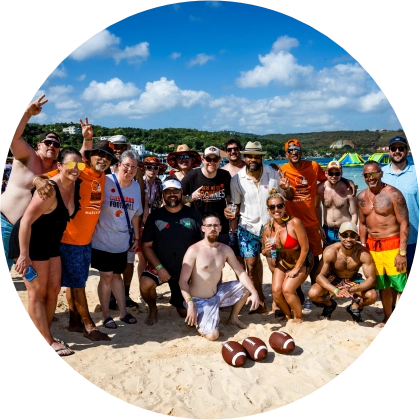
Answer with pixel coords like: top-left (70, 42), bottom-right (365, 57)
top-left (329, 139), bottom-right (356, 149)
top-left (63, 126), bottom-right (81, 135)
top-left (131, 144), bottom-right (146, 155)
top-left (377, 146), bottom-right (389, 151)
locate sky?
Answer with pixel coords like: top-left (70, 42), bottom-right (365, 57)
top-left (33, 1), bottom-right (401, 135)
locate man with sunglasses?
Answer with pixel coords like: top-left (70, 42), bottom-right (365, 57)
top-left (1, 95), bottom-right (93, 271)
top-left (181, 146), bottom-right (232, 245)
top-left (315, 161), bottom-right (358, 247)
top-left (140, 179), bottom-right (202, 326)
top-left (308, 221), bottom-right (377, 322)
top-left (381, 137), bottom-right (418, 275)
top-left (221, 138), bottom-right (246, 177)
top-left (358, 161), bottom-right (409, 328)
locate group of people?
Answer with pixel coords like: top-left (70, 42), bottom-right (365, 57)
top-left (1, 96), bottom-right (417, 355)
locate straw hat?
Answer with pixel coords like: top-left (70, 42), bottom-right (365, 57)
top-left (241, 141), bottom-right (267, 155)
top-left (167, 144), bottom-right (202, 169)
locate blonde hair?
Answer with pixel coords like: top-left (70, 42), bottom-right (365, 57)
top-left (266, 188), bottom-right (285, 206)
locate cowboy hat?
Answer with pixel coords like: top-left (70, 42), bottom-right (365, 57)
top-left (167, 144), bottom-right (202, 169)
top-left (84, 140), bottom-right (118, 165)
top-left (143, 156), bottom-right (167, 175)
top-left (241, 141), bottom-right (267, 155)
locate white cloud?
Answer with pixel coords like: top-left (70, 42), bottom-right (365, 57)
top-left (187, 53), bottom-right (215, 67)
top-left (189, 15), bottom-right (201, 22)
top-left (82, 78), bottom-right (141, 101)
top-left (236, 36), bottom-right (313, 88)
top-left (96, 77), bottom-right (210, 118)
top-left (55, 100), bottom-right (82, 110)
top-left (50, 65), bottom-right (67, 78)
top-left (47, 85), bottom-right (74, 102)
top-left (70, 29), bottom-right (149, 64)
top-left (206, 1), bottom-right (222, 7)
top-left (76, 74), bottom-right (86, 81)
top-left (359, 91), bottom-right (388, 112)
top-left (173, 4), bottom-right (181, 11)
top-left (170, 52), bottom-right (181, 60)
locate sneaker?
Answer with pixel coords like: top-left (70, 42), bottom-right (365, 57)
top-left (318, 299), bottom-right (337, 320)
top-left (302, 297), bottom-right (312, 315)
top-left (346, 303), bottom-right (364, 323)
top-left (125, 296), bottom-right (139, 309)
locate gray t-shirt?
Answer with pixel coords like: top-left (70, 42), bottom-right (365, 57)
top-left (92, 174), bottom-right (142, 253)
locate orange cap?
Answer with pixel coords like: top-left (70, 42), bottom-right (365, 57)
top-left (284, 139), bottom-right (301, 150)
top-left (326, 161), bottom-right (342, 171)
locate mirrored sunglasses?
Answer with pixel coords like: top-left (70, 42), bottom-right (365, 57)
top-left (287, 147), bottom-right (301, 153)
top-left (176, 154), bottom-right (191, 160)
top-left (363, 171), bottom-right (381, 179)
top-left (64, 161), bottom-right (86, 170)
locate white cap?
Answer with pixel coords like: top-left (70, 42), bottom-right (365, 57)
top-left (339, 221), bottom-right (358, 235)
top-left (203, 146), bottom-right (220, 158)
top-left (162, 179), bottom-right (182, 191)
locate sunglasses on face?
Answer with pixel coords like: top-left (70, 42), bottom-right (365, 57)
top-left (327, 171), bottom-right (342, 177)
top-left (177, 154), bottom-right (191, 160)
top-left (390, 146), bottom-right (406, 152)
top-left (287, 147), bottom-right (301, 153)
top-left (245, 155), bottom-right (262, 160)
top-left (42, 139), bottom-right (60, 148)
top-left (227, 147), bottom-right (239, 153)
top-left (63, 161), bottom-right (86, 170)
top-left (121, 163), bottom-right (138, 171)
top-left (163, 188), bottom-right (181, 195)
top-left (268, 203), bottom-right (285, 211)
top-left (146, 165), bottom-right (159, 171)
top-left (92, 150), bottom-right (111, 160)
top-left (204, 156), bottom-right (220, 163)
top-left (203, 224), bottom-right (221, 228)
top-left (363, 171), bottom-right (381, 179)
top-left (114, 145), bottom-right (128, 151)
top-left (340, 232), bottom-right (358, 239)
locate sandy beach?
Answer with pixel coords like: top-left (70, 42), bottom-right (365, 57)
top-left (12, 257), bottom-right (383, 419)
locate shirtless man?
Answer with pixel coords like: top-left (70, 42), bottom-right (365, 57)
top-left (1, 95), bottom-right (92, 270)
top-left (316, 161), bottom-right (358, 247)
top-left (357, 161), bottom-right (409, 328)
top-left (179, 213), bottom-right (260, 341)
top-left (308, 221), bottom-right (377, 322)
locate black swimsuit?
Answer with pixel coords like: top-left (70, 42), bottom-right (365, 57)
top-left (8, 180), bottom-right (80, 261)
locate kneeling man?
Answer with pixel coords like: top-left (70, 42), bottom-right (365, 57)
top-left (179, 213), bottom-right (260, 341)
top-left (308, 221), bottom-right (377, 323)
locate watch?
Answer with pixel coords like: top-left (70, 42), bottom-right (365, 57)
top-left (399, 250), bottom-right (407, 257)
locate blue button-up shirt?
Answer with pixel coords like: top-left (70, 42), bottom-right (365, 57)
top-left (382, 162), bottom-right (418, 245)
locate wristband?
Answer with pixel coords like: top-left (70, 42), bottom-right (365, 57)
top-left (188, 296), bottom-right (193, 301)
top-left (155, 264), bottom-right (163, 270)
top-left (83, 138), bottom-right (92, 141)
top-left (187, 195), bottom-right (191, 203)
top-left (32, 176), bottom-right (41, 185)
top-left (333, 287), bottom-right (339, 295)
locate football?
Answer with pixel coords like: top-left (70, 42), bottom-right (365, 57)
top-left (269, 331), bottom-right (295, 355)
top-left (242, 337), bottom-right (268, 361)
top-left (221, 341), bottom-right (247, 367)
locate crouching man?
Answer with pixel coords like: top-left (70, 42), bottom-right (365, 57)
top-left (308, 221), bottom-right (377, 323)
top-left (179, 213), bottom-right (260, 340)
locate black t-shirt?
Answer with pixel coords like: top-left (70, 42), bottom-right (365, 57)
top-left (142, 206), bottom-right (203, 278)
top-left (181, 168), bottom-right (231, 234)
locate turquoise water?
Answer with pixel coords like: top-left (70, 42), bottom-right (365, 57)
top-left (268, 156), bottom-right (415, 192)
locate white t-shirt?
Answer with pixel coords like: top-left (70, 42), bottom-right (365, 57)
top-left (92, 174), bottom-right (142, 253)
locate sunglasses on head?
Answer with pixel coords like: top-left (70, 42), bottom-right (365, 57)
top-left (328, 171), bottom-right (342, 177)
top-left (42, 139), bottom-right (60, 148)
top-left (227, 147), bottom-right (239, 153)
top-left (268, 203), bottom-right (285, 210)
top-left (340, 232), bottom-right (358, 239)
top-left (63, 161), bottom-right (86, 171)
top-left (363, 171), bottom-right (381, 179)
top-left (390, 146), bottom-right (406, 152)
top-left (146, 165), bottom-right (159, 171)
top-left (92, 150), bottom-right (111, 160)
top-left (177, 154), bottom-right (191, 160)
top-left (205, 156), bottom-right (220, 163)
top-left (287, 147), bottom-right (301, 153)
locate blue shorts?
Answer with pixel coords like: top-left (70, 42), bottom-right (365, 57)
top-left (407, 243), bottom-right (416, 273)
top-left (1, 213), bottom-right (15, 270)
top-left (238, 225), bottom-right (262, 259)
top-left (323, 225), bottom-right (340, 248)
top-left (60, 243), bottom-right (91, 288)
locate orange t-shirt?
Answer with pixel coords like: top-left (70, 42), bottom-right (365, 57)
top-left (280, 160), bottom-right (327, 228)
top-left (48, 166), bottom-right (105, 245)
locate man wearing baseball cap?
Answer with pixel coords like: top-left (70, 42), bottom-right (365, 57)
top-left (309, 221), bottom-right (377, 322)
top-left (140, 179), bottom-right (203, 325)
top-left (381, 136), bottom-right (418, 276)
top-left (315, 160), bottom-right (358, 247)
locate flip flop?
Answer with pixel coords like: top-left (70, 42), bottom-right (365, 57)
top-left (55, 346), bottom-right (74, 357)
top-left (103, 317), bottom-right (117, 329)
top-left (120, 313), bottom-right (137, 324)
top-left (54, 337), bottom-right (70, 348)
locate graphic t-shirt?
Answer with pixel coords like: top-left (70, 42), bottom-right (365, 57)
top-left (280, 160), bottom-right (327, 228)
top-left (92, 174), bottom-right (142, 253)
top-left (142, 206), bottom-right (203, 279)
top-left (181, 169), bottom-right (231, 234)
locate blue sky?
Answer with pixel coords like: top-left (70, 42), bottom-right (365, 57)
top-left (33, 1), bottom-right (400, 135)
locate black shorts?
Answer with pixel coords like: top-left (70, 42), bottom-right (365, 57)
top-left (91, 248), bottom-right (128, 274)
top-left (141, 265), bottom-right (184, 309)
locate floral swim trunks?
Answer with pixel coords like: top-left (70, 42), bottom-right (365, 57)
top-left (238, 225), bottom-right (263, 258)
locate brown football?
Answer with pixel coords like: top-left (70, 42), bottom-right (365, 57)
top-left (221, 341), bottom-right (247, 367)
top-left (269, 331), bottom-right (295, 355)
top-left (242, 337), bottom-right (268, 361)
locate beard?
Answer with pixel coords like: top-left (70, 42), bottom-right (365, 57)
top-left (165, 197), bottom-right (181, 207)
top-left (207, 233), bottom-right (218, 243)
top-left (246, 161), bottom-right (262, 172)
